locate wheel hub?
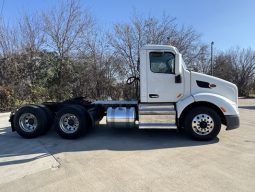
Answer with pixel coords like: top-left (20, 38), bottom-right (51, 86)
top-left (200, 121), bottom-right (207, 128)
top-left (28, 118), bottom-right (35, 125)
top-left (192, 114), bottom-right (214, 135)
top-left (19, 113), bottom-right (38, 132)
top-left (59, 113), bottom-right (79, 134)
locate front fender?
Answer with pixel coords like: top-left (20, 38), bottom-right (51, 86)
top-left (176, 93), bottom-right (239, 118)
top-left (193, 93), bottom-right (239, 116)
top-left (176, 95), bottom-right (195, 118)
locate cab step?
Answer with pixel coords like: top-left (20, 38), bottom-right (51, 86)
top-left (138, 103), bottom-right (177, 129)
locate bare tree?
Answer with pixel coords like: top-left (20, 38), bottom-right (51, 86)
top-left (41, 0), bottom-right (94, 100)
top-left (108, 14), bottom-right (204, 79)
top-left (42, 0), bottom-right (93, 58)
top-left (214, 48), bottom-right (255, 96)
top-left (231, 48), bottom-right (255, 96)
top-left (214, 53), bottom-right (235, 82)
top-left (1, 0), bottom-right (255, 111)
top-left (19, 14), bottom-right (45, 56)
top-left (72, 32), bottom-right (125, 100)
top-left (0, 19), bottom-right (19, 57)
top-left (190, 44), bottom-right (211, 74)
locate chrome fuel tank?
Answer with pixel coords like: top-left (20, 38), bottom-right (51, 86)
top-left (106, 107), bottom-right (136, 128)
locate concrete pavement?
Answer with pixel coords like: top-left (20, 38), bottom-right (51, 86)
top-left (0, 98), bottom-right (255, 192)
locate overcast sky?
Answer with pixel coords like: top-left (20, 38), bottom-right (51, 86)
top-left (1, 0), bottom-right (255, 51)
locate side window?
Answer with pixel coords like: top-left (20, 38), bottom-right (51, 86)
top-left (150, 52), bottom-right (175, 74)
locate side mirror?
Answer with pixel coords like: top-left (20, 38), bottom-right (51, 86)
top-left (175, 53), bottom-right (183, 75)
top-left (175, 74), bottom-right (182, 83)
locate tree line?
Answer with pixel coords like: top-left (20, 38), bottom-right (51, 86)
top-left (0, 0), bottom-right (254, 111)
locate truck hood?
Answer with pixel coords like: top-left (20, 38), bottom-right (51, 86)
top-left (190, 71), bottom-right (238, 104)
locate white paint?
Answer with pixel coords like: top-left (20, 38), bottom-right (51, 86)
top-left (193, 92), bottom-right (239, 115)
top-left (176, 95), bottom-right (195, 118)
top-left (138, 44), bottom-right (239, 126)
top-left (190, 71), bottom-right (238, 104)
top-left (140, 45), bottom-right (185, 103)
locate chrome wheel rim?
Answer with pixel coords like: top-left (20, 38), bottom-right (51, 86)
top-left (192, 114), bottom-right (214, 135)
top-left (19, 113), bottom-right (38, 132)
top-left (59, 113), bottom-right (79, 134)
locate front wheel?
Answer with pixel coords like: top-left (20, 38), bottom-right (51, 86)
top-left (184, 107), bottom-right (221, 141)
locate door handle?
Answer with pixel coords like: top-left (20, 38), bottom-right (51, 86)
top-left (149, 94), bottom-right (159, 98)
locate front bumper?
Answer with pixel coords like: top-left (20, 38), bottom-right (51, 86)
top-left (225, 115), bottom-right (240, 130)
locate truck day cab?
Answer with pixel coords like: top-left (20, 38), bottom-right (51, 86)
top-left (9, 45), bottom-right (240, 141)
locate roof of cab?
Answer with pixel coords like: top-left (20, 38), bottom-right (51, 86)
top-left (141, 44), bottom-right (179, 53)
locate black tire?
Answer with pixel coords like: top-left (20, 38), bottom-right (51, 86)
top-left (54, 105), bottom-right (90, 139)
top-left (184, 107), bottom-right (221, 141)
top-left (36, 104), bottom-right (54, 134)
top-left (13, 105), bottom-right (48, 138)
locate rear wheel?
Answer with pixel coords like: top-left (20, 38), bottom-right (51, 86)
top-left (54, 105), bottom-right (90, 139)
top-left (13, 105), bottom-right (48, 138)
top-left (184, 107), bottom-right (221, 141)
top-left (36, 104), bottom-right (54, 134)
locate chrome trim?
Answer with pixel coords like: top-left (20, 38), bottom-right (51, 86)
top-left (139, 103), bottom-right (175, 115)
top-left (139, 109), bottom-right (175, 115)
top-left (106, 107), bottom-right (135, 128)
top-left (139, 103), bottom-right (175, 109)
top-left (138, 103), bottom-right (177, 129)
top-left (94, 100), bottom-right (138, 105)
top-left (139, 123), bottom-right (176, 129)
top-left (191, 114), bottom-right (214, 135)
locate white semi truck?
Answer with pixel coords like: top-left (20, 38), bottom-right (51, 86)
top-left (9, 45), bottom-right (240, 141)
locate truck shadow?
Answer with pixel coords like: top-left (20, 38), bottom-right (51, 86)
top-left (45, 125), bottom-right (219, 151)
top-left (0, 125), bottom-right (219, 166)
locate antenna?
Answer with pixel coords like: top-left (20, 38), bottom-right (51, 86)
top-left (167, 36), bottom-right (170, 45)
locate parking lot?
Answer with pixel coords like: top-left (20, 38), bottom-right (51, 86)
top-left (0, 98), bottom-right (255, 192)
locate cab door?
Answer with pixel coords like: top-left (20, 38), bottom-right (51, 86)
top-left (147, 51), bottom-right (184, 103)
